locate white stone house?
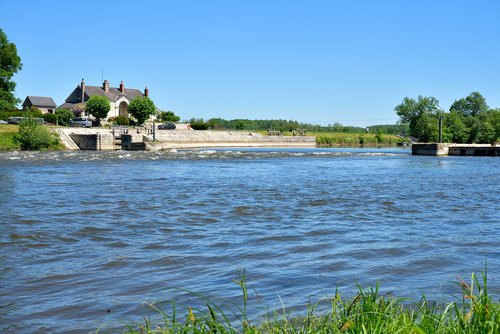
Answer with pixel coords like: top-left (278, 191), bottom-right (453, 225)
top-left (59, 79), bottom-right (149, 120)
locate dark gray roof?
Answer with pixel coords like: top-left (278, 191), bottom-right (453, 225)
top-left (23, 96), bottom-right (57, 108)
top-left (58, 102), bottom-right (80, 110)
top-left (64, 83), bottom-right (145, 104)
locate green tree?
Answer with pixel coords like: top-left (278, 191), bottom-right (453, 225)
top-left (14, 116), bottom-right (58, 150)
top-left (128, 96), bottom-right (156, 125)
top-left (444, 111), bottom-right (468, 143)
top-left (159, 111), bottom-right (180, 122)
top-left (85, 95), bottom-right (110, 126)
top-left (207, 118), bottom-right (223, 129)
top-left (450, 92), bottom-right (488, 118)
top-left (0, 28), bottom-right (23, 111)
top-left (55, 108), bottom-right (73, 126)
top-left (395, 96), bottom-right (442, 142)
top-left (450, 92), bottom-right (491, 143)
top-left (474, 109), bottom-right (499, 144)
top-left (489, 108), bottom-right (500, 143)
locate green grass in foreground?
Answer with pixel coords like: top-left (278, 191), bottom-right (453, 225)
top-left (0, 124), bottom-right (64, 150)
top-left (110, 271), bottom-right (499, 334)
top-left (0, 124), bottom-right (19, 150)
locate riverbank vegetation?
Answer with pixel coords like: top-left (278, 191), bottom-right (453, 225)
top-left (114, 271), bottom-right (499, 334)
top-left (188, 118), bottom-right (404, 145)
top-left (0, 119), bottom-right (63, 151)
top-left (314, 131), bottom-right (400, 146)
top-left (201, 118), bottom-right (406, 135)
top-left (0, 124), bottom-right (18, 150)
top-left (396, 92), bottom-right (500, 144)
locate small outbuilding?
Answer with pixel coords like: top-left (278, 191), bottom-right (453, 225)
top-left (22, 96), bottom-right (57, 114)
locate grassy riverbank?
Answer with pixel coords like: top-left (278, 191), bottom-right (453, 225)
top-left (0, 124), bottom-right (64, 150)
top-left (115, 272), bottom-right (499, 334)
top-left (0, 124), bottom-right (19, 150)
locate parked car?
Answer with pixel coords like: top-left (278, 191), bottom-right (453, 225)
top-left (158, 122), bottom-right (176, 130)
top-left (8, 117), bottom-right (44, 125)
top-left (70, 116), bottom-right (92, 128)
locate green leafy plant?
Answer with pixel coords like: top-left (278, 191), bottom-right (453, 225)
top-left (190, 118), bottom-right (209, 130)
top-left (113, 269), bottom-right (499, 334)
top-left (55, 108), bottom-right (74, 126)
top-left (358, 134), bottom-right (365, 145)
top-left (113, 115), bottom-right (130, 125)
top-left (0, 28), bottom-right (23, 111)
top-left (13, 115), bottom-right (60, 150)
top-left (375, 128), bottom-right (383, 144)
top-left (85, 95), bottom-right (110, 126)
top-left (129, 96), bottom-right (156, 125)
top-left (41, 113), bottom-right (58, 124)
top-left (159, 111), bottom-right (180, 122)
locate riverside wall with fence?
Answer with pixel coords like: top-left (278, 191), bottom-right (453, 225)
top-left (57, 127), bottom-right (316, 151)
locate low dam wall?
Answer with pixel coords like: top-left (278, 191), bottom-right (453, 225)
top-left (448, 145), bottom-right (500, 156)
top-left (58, 128), bottom-right (316, 150)
top-left (412, 143), bottom-right (499, 156)
top-left (147, 130), bottom-right (316, 150)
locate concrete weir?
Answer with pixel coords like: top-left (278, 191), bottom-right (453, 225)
top-left (57, 127), bottom-right (316, 150)
top-left (412, 143), bottom-right (500, 156)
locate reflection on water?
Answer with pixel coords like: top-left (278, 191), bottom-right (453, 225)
top-left (0, 148), bottom-right (499, 333)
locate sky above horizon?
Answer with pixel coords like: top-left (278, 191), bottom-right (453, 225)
top-left (1, 0), bottom-right (500, 126)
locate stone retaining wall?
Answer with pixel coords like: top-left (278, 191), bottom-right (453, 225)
top-left (58, 128), bottom-right (316, 150)
top-left (412, 143), bottom-right (499, 156)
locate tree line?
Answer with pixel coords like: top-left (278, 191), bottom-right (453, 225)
top-left (189, 118), bottom-right (405, 134)
top-left (396, 92), bottom-right (500, 143)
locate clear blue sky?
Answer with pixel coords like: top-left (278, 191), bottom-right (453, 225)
top-left (1, 0), bottom-right (499, 126)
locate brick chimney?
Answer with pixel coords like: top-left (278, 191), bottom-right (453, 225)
top-left (103, 80), bottom-right (109, 93)
top-left (119, 81), bottom-right (124, 93)
top-left (144, 86), bottom-right (149, 97)
top-left (80, 78), bottom-right (85, 102)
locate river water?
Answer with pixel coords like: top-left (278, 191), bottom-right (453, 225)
top-left (0, 147), bottom-right (498, 333)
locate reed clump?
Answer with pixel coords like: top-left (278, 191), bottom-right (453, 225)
top-left (314, 132), bottom-right (400, 146)
top-left (112, 271), bottom-right (499, 334)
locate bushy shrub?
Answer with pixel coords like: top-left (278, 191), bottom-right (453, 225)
top-left (114, 115), bottom-right (130, 125)
top-left (0, 110), bottom-right (33, 120)
top-left (27, 106), bottom-right (43, 117)
top-left (190, 121), bottom-right (209, 130)
top-left (159, 111), bottom-right (180, 122)
top-left (55, 108), bottom-right (73, 126)
top-left (14, 116), bottom-right (59, 150)
top-left (375, 129), bottom-right (383, 143)
top-left (42, 113), bottom-right (58, 124)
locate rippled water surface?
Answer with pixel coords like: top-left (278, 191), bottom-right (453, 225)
top-left (0, 148), bottom-right (499, 333)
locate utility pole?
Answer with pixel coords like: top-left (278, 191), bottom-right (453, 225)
top-left (438, 115), bottom-right (443, 143)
